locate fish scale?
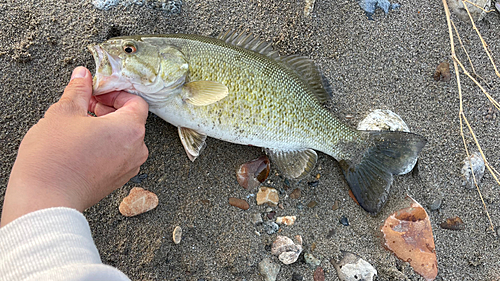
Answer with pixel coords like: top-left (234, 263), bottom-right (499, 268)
top-left (89, 32), bottom-right (426, 214)
top-left (142, 34), bottom-right (355, 157)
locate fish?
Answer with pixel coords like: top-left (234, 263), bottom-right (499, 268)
top-left (88, 31), bottom-right (426, 214)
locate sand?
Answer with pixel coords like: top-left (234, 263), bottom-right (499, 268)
top-left (1, 0), bottom-right (499, 280)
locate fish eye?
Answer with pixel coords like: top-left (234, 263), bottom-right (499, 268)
top-left (123, 44), bottom-right (137, 54)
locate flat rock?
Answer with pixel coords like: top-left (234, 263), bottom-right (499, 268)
top-left (332, 251), bottom-right (377, 281)
top-left (256, 186), bottom-right (279, 206)
top-left (119, 187), bottom-right (158, 217)
top-left (276, 216), bottom-right (296, 226)
top-left (258, 258), bottom-right (281, 281)
top-left (271, 235), bottom-right (303, 264)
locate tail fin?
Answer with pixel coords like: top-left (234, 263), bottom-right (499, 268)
top-left (339, 131), bottom-right (426, 214)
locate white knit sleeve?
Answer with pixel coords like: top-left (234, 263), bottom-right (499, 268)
top-left (0, 207), bottom-right (130, 281)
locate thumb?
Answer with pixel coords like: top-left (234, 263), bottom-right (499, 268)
top-left (57, 67), bottom-right (93, 116)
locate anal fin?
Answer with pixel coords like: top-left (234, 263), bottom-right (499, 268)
top-left (178, 127), bottom-right (207, 162)
top-left (266, 148), bottom-right (317, 179)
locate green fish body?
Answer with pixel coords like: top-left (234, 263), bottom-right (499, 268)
top-left (89, 32), bottom-right (426, 214)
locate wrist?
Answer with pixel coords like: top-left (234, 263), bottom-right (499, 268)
top-left (1, 176), bottom-right (84, 227)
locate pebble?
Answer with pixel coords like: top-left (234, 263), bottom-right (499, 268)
top-left (339, 216), bottom-right (349, 226)
top-left (267, 211), bottom-right (277, 220)
top-left (271, 235), bottom-right (303, 264)
top-left (358, 0), bottom-right (400, 20)
top-left (119, 187), bottom-right (158, 217)
top-left (308, 181), bottom-right (319, 187)
top-left (291, 273), bottom-right (304, 281)
top-left (331, 251), bottom-right (377, 281)
top-left (332, 200), bottom-right (340, 211)
top-left (236, 156), bottom-right (270, 189)
top-left (305, 253), bottom-right (321, 268)
top-left (313, 267), bottom-right (325, 281)
top-left (256, 187), bottom-right (279, 206)
top-left (258, 258), bottom-right (281, 281)
top-left (276, 216), bottom-right (296, 226)
top-left (290, 188), bottom-right (301, 199)
top-left (461, 152), bottom-right (485, 189)
top-left (130, 173), bottom-right (148, 183)
top-left (440, 216), bottom-right (465, 230)
top-left (447, 0), bottom-right (490, 22)
top-left (263, 221), bottom-right (279, 235)
top-left (433, 62), bottom-right (451, 82)
top-left (428, 196), bottom-right (443, 211)
top-left (172, 226), bottom-right (182, 244)
top-left (307, 201), bottom-right (318, 208)
top-left (381, 197), bottom-right (437, 281)
top-left (228, 197), bottom-right (250, 210)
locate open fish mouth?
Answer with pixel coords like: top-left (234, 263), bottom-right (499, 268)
top-left (87, 44), bottom-right (132, 96)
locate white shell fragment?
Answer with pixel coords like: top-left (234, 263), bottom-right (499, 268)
top-left (357, 109), bottom-right (410, 132)
top-left (461, 152), bottom-right (485, 189)
top-left (271, 235), bottom-right (303, 265)
top-left (332, 251), bottom-right (377, 281)
top-left (173, 226), bottom-right (182, 244)
top-left (276, 216), bottom-right (296, 226)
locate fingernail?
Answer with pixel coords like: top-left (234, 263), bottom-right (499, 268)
top-left (71, 66), bottom-right (87, 80)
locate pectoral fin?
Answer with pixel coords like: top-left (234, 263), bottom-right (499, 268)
top-left (181, 81), bottom-right (228, 106)
top-left (266, 148), bottom-right (318, 179)
top-left (178, 127), bottom-right (207, 162)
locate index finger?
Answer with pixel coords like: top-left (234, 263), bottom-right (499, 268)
top-left (97, 91), bottom-right (149, 124)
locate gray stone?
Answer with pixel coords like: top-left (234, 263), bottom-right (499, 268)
top-left (258, 258), bottom-right (280, 281)
top-left (263, 221), bottom-right (279, 235)
top-left (305, 253), bottom-right (321, 268)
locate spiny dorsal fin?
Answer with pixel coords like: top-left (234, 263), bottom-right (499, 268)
top-left (218, 31), bottom-right (279, 59)
top-left (218, 31), bottom-right (330, 103)
top-left (279, 54), bottom-right (331, 104)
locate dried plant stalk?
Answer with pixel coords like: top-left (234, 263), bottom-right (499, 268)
top-left (442, 0), bottom-right (496, 233)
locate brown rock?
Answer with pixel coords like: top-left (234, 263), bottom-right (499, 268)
top-left (290, 188), bottom-right (301, 199)
top-left (313, 267), bottom-right (325, 281)
top-left (256, 186), bottom-right (279, 206)
top-left (228, 197), bottom-right (250, 210)
top-left (440, 216), bottom-right (465, 230)
top-left (119, 187), bottom-right (158, 217)
top-left (433, 62), bottom-right (451, 82)
top-left (381, 196), bottom-right (437, 281)
top-left (236, 156), bottom-right (270, 189)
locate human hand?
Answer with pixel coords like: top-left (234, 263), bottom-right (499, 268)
top-left (1, 67), bottom-right (149, 227)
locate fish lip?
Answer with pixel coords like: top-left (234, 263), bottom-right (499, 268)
top-left (87, 44), bottom-right (106, 95)
top-left (88, 43), bottom-right (130, 96)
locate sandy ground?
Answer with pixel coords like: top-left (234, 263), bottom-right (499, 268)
top-left (1, 0), bottom-right (500, 280)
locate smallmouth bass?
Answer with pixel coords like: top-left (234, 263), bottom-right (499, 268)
top-left (88, 31), bottom-right (426, 214)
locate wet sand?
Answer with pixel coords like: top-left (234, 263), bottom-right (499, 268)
top-left (1, 0), bottom-right (499, 280)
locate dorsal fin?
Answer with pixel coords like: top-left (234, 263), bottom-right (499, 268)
top-left (218, 31), bottom-right (279, 59)
top-left (217, 31), bottom-right (330, 103)
top-left (279, 55), bottom-right (331, 103)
